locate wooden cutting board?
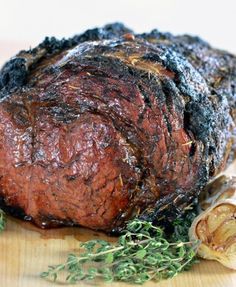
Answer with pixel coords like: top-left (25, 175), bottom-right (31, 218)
top-left (0, 44), bottom-right (236, 287)
top-left (0, 215), bottom-right (235, 287)
top-left (0, 162), bottom-right (236, 287)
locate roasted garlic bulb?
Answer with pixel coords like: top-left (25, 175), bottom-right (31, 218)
top-left (189, 176), bottom-right (236, 270)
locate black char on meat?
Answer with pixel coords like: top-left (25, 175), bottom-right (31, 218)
top-left (0, 23), bottom-right (235, 232)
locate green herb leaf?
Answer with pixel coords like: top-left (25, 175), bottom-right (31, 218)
top-left (0, 209), bottom-right (6, 232)
top-left (41, 213), bottom-right (199, 285)
top-left (105, 253), bottom-right (114, 264)
top-left (136, 249), bottom-right (147, 259)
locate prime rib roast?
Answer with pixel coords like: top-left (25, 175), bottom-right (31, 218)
top-left (0, 23), bottom-right (235, 232)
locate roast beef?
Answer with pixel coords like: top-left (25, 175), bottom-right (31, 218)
top-left (0, 23), bottom-right (235, 232)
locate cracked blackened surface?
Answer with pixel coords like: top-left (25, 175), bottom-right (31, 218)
top-left (0, 23), bottom-right (235, 232)
top-left (0, 58), bottom-right (28, 97)
top-left (0, 23), bottom-right (131, 99)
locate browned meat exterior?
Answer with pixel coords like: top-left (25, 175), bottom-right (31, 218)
top-left (0, 23), bottom-right (235, 232)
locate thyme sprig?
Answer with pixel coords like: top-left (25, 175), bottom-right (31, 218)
top-left (41, 217), bottom-right (200, 284)
top-left (0, 209), bottom-right (6, 232)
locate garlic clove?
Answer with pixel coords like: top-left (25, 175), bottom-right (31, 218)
top-left (190, 175), bottom-right (236, 270)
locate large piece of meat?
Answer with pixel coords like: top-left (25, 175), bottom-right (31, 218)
top-left (0, 23), bottom-right (235, 232)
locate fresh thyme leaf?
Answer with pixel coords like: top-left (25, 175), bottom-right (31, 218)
top-left (41, 214), bottom-right (200, 284)
top-left (0, 209), bottom-right (6, 232)
top-left (105, 253), bottom-right (114, 264)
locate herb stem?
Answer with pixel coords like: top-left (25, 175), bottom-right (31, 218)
top-left (41, 215), bottom-right (199, 285)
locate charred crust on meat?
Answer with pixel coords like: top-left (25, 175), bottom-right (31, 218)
top-left (0, 23), bottom-right (235, 232)
top-left (0, 23), bottom-right (131, 98)
top-left (0, 58), bottom-right (28, 97)
top-left (0, 196), bottom-right (29, 221)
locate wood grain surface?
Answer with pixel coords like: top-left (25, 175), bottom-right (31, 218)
top-left (0, 169), bottom-right (236, 286)
top-left (0, 216), bottom-right (235, 287)
top-left (0, 44), bottom-right (236, 287)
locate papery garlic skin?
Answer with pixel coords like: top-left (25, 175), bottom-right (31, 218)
top-left (199, 176), bottom-right (236, 210)
top-left (189, 176), bottom-right (236, 270)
